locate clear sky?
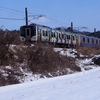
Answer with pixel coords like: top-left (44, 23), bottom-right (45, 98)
top-left (0, 0), bottom-right (100, 31)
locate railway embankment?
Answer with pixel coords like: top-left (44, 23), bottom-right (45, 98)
top-left (0, 41), bottom-right (100, 86)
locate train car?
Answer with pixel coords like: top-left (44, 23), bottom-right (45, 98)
top-left (80, 35), bottom-right (100, 47)
top-left (20, 23), bottom-right (50, 42)
top-left (49, 29), bottom-right (57, 43)
top-left (93, 38), bottom-right (100, 47)
top-left (20, 23), bottom-right (78, 47)
top-left (36, 24), bottom-right (51, 42)
top-left (20, 24), bottom-right (37, 41)
top-left (55, 31), bottom-right (77, 47)
top-left (20, 23), bottom-right (100, 48)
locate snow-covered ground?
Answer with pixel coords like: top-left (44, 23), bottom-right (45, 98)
top-left (21, 48), bottom-right (100, 82)
top-left (0, 67), bottom-right (100, 100)
top-left (0, 47), bottom-right (100, 100)
top-left (3, 46), bottom-right (99, 83)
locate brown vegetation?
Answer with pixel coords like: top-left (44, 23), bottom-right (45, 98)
top-left (0, 29), bottom-right (23, 86)
top-left (0, 29), bottom-right (100, 86)
top-left (76, 45), bottom-right (100, 58)
top-left (26, 42), bottom-right (81, 76)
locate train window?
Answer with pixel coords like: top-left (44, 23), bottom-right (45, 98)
top-left (59, 33), bottom-right (61, 38)
top-left (32, 26), bottom-right (36, 36)
top-left (96, 40), bottom-right (98, 44)
top-left (69, 35), bottom-right (70, 39)
top-left (54, 32), bottom-right (56, 37)
top-left (57, 32), bottom-right (58, 38)
top-left (62, 34), bottom-right (64, 38)
top-left (40, 29), bottom-right (41, 34)
top-left (46, 31), bottom-right (48, 36)
top-left (73, 36), bottom-right (75, 40)
top-left (38, 31), bottom-right (39, 35)
top-left (43, 30), bottom-right (45, 36)
top-left (83, 37), bottom-right (85, 42)
top-left (26, 29), bottom-right (30, 36)
top-left (92, 39), bottom-right (94, 44)
top-left (87, 38), bottom-right (89, 43)
top-left (51, 32), bottom-right (53, 37)
top-left (38, 29), bottom-right (40, 35)
top-left (67, 35), bottom-right (69, 39)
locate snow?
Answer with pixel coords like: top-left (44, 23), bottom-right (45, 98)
top-left (0, 46), bottom-right (100, 100)
top-left (76, 58), bottom-right (96, 71)
top-left (0, 67), bottom-right (100, 100)
top-left (54, 48), bottom-right (77, 58)
top-left (5, 66), bottom-right (11, 69)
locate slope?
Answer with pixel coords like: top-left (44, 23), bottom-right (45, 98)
top-left (0, 67), bottom-right (100, 100)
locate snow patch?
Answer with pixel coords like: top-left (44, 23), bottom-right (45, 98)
top-left (0, 67), bottom-right (100, 100)
top-left (54, 48), bottom-right (77, 58)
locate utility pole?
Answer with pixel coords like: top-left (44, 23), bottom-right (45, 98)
top-left (25, 8), bottom-right (45, 25)
top-left (71, 22), bottom-right (73, 33)
top-left (94, 28), bottom-right (96, 33)
top-left (25, 8), bottom-right (28, 25)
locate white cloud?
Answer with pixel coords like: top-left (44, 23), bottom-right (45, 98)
top-left (37, 17), bottom-right (50, 23)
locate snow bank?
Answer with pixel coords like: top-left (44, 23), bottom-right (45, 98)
top-left (0, 67), bottom-right (100, 100)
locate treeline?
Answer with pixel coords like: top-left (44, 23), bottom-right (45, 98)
top-left (0, 29), bottom-right (20, 65)
top-left (55, 26), bottom-right (100, 38)
top-left (88, 31), bottom-right (100, 38)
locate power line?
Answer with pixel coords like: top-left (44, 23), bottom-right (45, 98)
top-left (0, 8), bottom-right (24, 16)
top-left (0, 6), bottom-right (95, 31)
top-left (46, 16), bottom-right (69, 26)
top-left (0, 5), bottom-right (38, 15)
top-left (0, 5), bottom-right (71, 26)
top-left (0, 6), bottom-right (24, 14)
top-left (0, 6), bottom-right (69, 25)
top-left (0, 17), bottom-right (24, 20)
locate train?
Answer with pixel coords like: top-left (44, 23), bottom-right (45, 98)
top-left (20, 23), bottom-right (100, 48)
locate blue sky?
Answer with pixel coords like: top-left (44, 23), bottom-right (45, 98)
top-left (0, 0), bottom-right (100, 31)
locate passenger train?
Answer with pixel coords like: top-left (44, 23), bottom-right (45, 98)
top-left (20, 23), bottom-right (100, 48)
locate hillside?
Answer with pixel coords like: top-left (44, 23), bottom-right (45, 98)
top-left (0, 43), bottom-right (100, 86)
top-left (0, 29), bottom-right (100, 86)
top-left (0, 67), bottom-right (100, 100)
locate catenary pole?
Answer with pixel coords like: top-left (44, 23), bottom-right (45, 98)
top-left (25, 8), bottom-right (28, 25)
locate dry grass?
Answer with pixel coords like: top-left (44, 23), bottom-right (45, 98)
top-left (26, 42), bottom-right (81, 76)
top-left (76, 45), bottom-right (100, 57)
top-left (0, 28), bottom-right (100, 85)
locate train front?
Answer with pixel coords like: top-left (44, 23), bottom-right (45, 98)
top-left (20, 24), bottom-right (37, 41)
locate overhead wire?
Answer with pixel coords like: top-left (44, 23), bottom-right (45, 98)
top-left (0, 8), bottom-right (24, 16)
top-left (0, 6), bottom-right (25, 21)
top-left (46, 16), bottom-right (69, 25)
top-left (0, 5), bottom-right (41, 22)
top-left (0, 17), bottom-right (24, 21)
top-left (0, 5), bottom-right (70, 26)
top-left (0, 5), bottom-right (94, 31)
top-left (74, 26), bottom-right (93, 32)
top-left (0, 6), bottom-right (24, 14)
top-left (0, 5), bottom-right (38, 15)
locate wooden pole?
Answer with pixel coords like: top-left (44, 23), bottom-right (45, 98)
top-left (25, 8), bottom-right (28, 25)
top-left (94, 28), bottom-right (96, 33)
top-left (71, 22), bottom-right (73, 33)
